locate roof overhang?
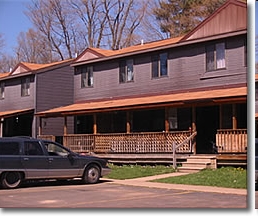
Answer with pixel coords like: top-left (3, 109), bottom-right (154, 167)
top-left (0, 108), bottom-right (34, 119)
top-left (71, 30), bottom-right (246, 67)
top-left (36, 86), bottom-right (247, 118)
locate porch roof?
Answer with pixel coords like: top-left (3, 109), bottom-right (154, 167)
top-left (36, 86), bottom-right (247, 118)
top-left (0, 108), bottom-right (34, 119)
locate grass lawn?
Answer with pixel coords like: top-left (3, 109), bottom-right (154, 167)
top-left (105, 164), bottom-right (247, 189)
top-left (105, 164), bottom-right (176, 179)
top-left (152, 166), bottom-right (247, 189)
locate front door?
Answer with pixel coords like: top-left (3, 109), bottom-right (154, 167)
top-left (196, 106), bottom-right (219, 154)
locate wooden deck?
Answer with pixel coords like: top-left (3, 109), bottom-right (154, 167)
top-left (83, 152), bottom-right (247, 167)
top-left (38, 129), bottom-right (247, 167)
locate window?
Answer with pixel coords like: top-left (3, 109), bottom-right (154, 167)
top-left (119, 59), bottom-right (134, 83)
top-left (81, 66), bottom-right (93, 88)
top-left (24, 141), bottom-right (44, 156)
top-left (44, 142), bottom-right (69, 156)
top-left (152, 53), bottom-right (168, 78)
top-left (0, 82), bottom-right (4, 99)
top-left (206, 42), bottom-right (225, 71)
top-left (21, 77), bottom-right (30, 96)
top-left (0, 142), bottom-right (19, 155)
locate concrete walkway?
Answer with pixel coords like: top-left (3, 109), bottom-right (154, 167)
top-left (103, 172), bottom-right (247, 195)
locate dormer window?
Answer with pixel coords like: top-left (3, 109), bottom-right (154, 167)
top-left (21, 77), bottom-right (30, 97)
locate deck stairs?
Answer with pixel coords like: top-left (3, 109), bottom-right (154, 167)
top-left (178, 155), bottom-right (217, 173)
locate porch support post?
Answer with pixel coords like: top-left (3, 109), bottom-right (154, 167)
top-left (232, 104), bottom-right (237, 129)
top-left (0, 118), bottom-right (4, 137)
top-left (126, 111), bottom-right (131, 133)
top-left (219, 105), bottom-right (223, 129)
top-left (165, 107), bottom-right (169, 132)
top-left (64, 116), bottom-right (67, 135)
top-left (192, 107), bottom-right (197, 155)
top-left (93, 114), bottom-right (97, 134)
top-left (39, 117), bottom-right (42, 136)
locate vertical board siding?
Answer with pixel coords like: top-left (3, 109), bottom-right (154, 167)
top-left (36, 65), bottom-right (75, 136)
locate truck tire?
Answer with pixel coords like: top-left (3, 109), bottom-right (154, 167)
top-left (82, 165), bottom-right (100, 184)
top-left (1, 172), bottom-right (22, 189)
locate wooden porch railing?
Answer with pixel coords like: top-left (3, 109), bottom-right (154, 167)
top-left (62, 131), bottom-right (193, 154)
top-left (216, 129), bottom-right (247, 153)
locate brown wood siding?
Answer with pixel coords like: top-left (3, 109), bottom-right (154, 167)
top-left (36, 65), bottom-right (74, 136)
top-left (74, 34), bottom-right (247, 103)
top-left (0, 75), bottom-right (35, 111)
top-left (187, 3), bottom-right (246, 40)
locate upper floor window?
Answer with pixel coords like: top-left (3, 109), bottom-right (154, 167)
top-left (21, 77), bottom-right (30, 97)
top-left (119, 59), bottom-right (134, 83)
top-left (0, 82), bottom-right (4, 99)
top-left (206, 42), bottom-right (226, 71)
top-left (152, 53), bottom-right (168, 78)
top-left (81, 66), bottom-right (93, 88)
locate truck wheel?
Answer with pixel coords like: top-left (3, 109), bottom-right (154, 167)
top-left (1, 172), bottom-right (22, 189)
top-left (82, 165), bottom-right (100, 184)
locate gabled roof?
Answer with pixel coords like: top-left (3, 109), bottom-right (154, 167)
top-left (73, 36), bottom-right (183, 64)
top-left (10, 59), bottom-right (73, 76)
top-left (182, 0), bottom-right (247, 41)
top-left (0, 72), bottom-right (10, 78)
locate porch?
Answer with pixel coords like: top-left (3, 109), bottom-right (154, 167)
top-left (38, 128), bottom-right (247, 167)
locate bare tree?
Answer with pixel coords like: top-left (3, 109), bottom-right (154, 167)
top-left (15, 29), bottom-right (59, 63)
top-left (26, 0), bottom-right (80, 60)
top-left (103, 0), bottom-right (147, 50)
top-left (69, 0), bottom-right (107, 48)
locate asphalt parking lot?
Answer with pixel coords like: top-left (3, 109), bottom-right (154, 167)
top-left (0, 178), bottom-right (247, 208)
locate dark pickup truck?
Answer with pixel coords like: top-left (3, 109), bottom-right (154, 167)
top-left (0, 137), bottom-right (111, 189)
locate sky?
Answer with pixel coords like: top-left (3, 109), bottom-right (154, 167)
top-left (0, 0), bottom-right (32, 56)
